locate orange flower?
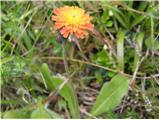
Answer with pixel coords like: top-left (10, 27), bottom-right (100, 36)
top-left (52, 6), bottom-right (94, 39)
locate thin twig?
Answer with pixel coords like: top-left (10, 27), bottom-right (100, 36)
top-left (105, 28), bottom-right (115, 41)
top-left (130, 56), bottom-right (145, 88)
top-left (62, 41), bottom-right (69, 73)
top-left (43, 75), bottom-right (69, 107)
top-left (151, 74), bottom-right (159, 85)
top-left (41, 56), bottom-right (159, 80)
top-left (79, 107), bottom-right (98, 119)
top-left (130, 50), bottom-right (149, 88)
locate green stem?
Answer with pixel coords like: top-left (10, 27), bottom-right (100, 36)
top-left (62, 41), bottom-right (69, 73)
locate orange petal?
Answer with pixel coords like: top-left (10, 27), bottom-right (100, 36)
top-left (55, 22), bottom-right (64, 29)
top-left (60, 26), bottom-right (72, 34)
top-left (75, 32), bottom-right (85, 39)
top-left (52, 16), bottom-right (61, 21)
top-left (53, 8), bottom-right (60, 15)
top-left (60, 27), bottom-right (67, 34)
top-left (62, 31), bottom-right (70, 38)
top-left (86, 23), bottom-right (94, 31)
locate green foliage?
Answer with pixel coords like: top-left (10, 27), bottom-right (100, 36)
top-left (3, 108), bottom-right (33, 119)
top-left (91, 74), bottom-right (130, 116)
top-left (133, 31), bottom-right (144, 72)
top-left (40, 63), bottom-right (80, 118)
top-left (92, 50), bottom-right (114, 68)
top-left (31, 98), bottom-right (62, 119)
top-left (1, 1), bottom-right (159, 119)
top-left (1, 56), bottom-right (25, 85)
top-left (40, 63), bottom-right (56, 90)
top-left (2, 99), bottom-right (62, 119)
top-left (1, 56), bottom-right (14, 65)
top-left (31, 107), bottom-right (62, 119)
top-left (49, 37), bottom-right (62, 56)
top-left (116, 30), bottom-right (126, 71)
top-left (101, 8), bottom-right (113, 27)
top-left (52, 76), bottom-right (80, 118)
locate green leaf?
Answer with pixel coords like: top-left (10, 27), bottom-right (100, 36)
top-left (31, 107), bottom-right (62, 119)
top-left (133, 32), bottom-right (144, 72)
top-left (113, 12), bottom-right (127, 28)
top-left (108, 71), bottom-right (116, 78)
top-left (101, 9), bottom-right (109, 23)
top-left (91, 74), bottom-right (130, 116)
top-left (137, 32), bottom-right (144, 52)
top-left (40, 63), bottom-right (55, 90)
top-left (22, 32), bottom-right (32, 50)
top-left (1, 56), bottom-right (14, 65)
top-left (117, 30), bottom-right (126, 71)
top-left (31, 97), bottom-right (62, 119)
top-left (127, 1), bottom-right (133, 8)
top-left (95, 71), bottom-right (103, 83)
top-left (101, 3), bottom-right (129, 28)
top-left (40, 63), bottom-right (80, 118)
top-left (138, 2), bottom-right (148, 11)
top-left (3, 108), bottom-right (33, 119)
top-left (51, 76), bottom-right (80, 119)
top-left (92, 50), bottom-right (114, 67)
top-left (106, 20), bottom-right (113, 27)
top-left (145, 37), bottom-right (152, 48)
top-left (131, 15), bottom-right (145, 28)
top-left (153, 40), bottom-right (159, 50)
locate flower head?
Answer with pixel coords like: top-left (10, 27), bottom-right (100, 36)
top-left (52, 6), bottom-right (94, 39)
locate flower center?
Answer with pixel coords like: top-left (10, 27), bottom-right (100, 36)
top-left (62, 9), bottom-right (83, 27)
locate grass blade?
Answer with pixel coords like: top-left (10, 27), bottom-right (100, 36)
top-left (116, 30), bottom-right (125, 71)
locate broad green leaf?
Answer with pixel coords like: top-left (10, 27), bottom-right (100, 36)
top-left (3, 108), bottom-right (33, 119)
top-left (40, 63), bottom-right (55, 90)
top-left (91, 74), bottom-right (130, 116)
top-left (117, 30), bottom-right (125, 71)
top-left (51, 76), bottom-right (80, 119)
top-left (31, 107), bottom-right (62, 119)
top-left (40, 63), bottom-right (80, 118)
